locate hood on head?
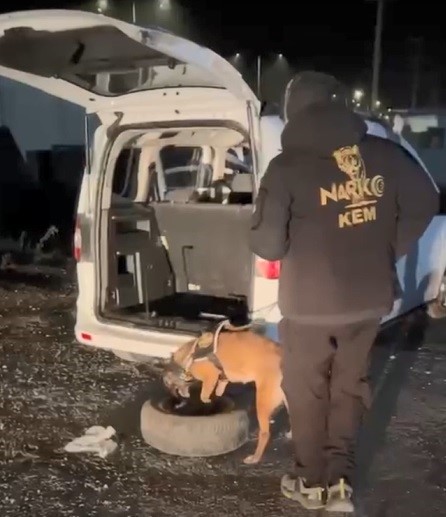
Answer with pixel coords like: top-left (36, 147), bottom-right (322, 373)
top-left (281, 102), bottom-right (367, 157)
top-left (282, 71), bottom-right (348, 123)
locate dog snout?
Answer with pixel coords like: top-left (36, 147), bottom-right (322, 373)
top-left (162, 369), bottom-right (193, 398)
top-left (162, 371), bottom-right (177, 391)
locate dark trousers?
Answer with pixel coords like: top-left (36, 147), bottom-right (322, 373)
top-left (279, 318), bottom-right (380, 486)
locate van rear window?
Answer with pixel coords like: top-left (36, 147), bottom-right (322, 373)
top-left (112, 147), bottom-right (141, 200)
top-left (159, 146), bottom-right (203, 189)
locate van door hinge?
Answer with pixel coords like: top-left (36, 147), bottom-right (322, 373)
top-left (106, 287), bottom-right (117, 306)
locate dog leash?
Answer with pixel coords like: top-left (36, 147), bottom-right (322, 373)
top-left (211, 318), bottom-right (252, 354)
top-left (185, 319), bottom-right (252, 378)
top-left (211, 319), bottom-right (229, 355)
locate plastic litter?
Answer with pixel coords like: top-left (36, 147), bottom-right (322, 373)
top-left (64, 425), bottom-right (118, 458)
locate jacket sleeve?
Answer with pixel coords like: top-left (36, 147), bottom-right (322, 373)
top-left (395, 148), bottom-right (439, 258)
top-left (249, 155), bottom-right (292, 261)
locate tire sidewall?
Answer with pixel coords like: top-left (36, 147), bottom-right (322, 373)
top-left (140, 396), bottom-right (249, 457)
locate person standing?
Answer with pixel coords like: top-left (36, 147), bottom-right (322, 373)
top-left (250, 71), bottom-right (439, 512)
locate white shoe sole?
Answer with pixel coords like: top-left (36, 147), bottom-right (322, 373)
top-left (280, 476), bottom-right (326, 510)
top-left (325, 499), bottom-right (355, 513)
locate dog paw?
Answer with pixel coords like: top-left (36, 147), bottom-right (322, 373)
top-left (285, 429), bottom-right (292, 440)
top-left (200, 396), bottom-right (211, 404)
top-left (243, 454), bottom-right (260, 465)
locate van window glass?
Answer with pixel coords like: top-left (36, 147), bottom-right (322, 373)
top-left (112, 147), bottom-right (141, 200)
top-left (159, 146), bottom-right (204, 190)
top-left (224, 146), bottom-right (252, 175)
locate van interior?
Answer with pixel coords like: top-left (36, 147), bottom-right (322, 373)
top-left (99, 124), bottom-right (255, 334)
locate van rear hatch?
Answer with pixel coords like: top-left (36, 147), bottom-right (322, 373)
top-left (0, 9), bottom-right (258, 115)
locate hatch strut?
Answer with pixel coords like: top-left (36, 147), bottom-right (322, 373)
top-left (70, 42), bottom-right (85, 65)
top-left (106, 112), bottom-right (124, 138)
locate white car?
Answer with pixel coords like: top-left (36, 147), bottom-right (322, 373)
top-left (1, 9), bottom-right (445, 362)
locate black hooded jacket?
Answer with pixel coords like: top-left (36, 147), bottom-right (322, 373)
top-left (250, 102), bottom-right (439, 324)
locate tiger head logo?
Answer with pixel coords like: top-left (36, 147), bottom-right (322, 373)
top-left (332, 144), bottom-right (365, 182)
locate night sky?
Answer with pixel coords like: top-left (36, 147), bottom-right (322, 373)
top-left (1, 0), bottom-right (445, 108)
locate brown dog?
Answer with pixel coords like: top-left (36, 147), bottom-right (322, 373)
top-left (163, 320), bottom-right (289, 464)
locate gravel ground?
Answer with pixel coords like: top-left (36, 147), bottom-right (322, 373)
top-left (0, 263), bottom-right (445, 516)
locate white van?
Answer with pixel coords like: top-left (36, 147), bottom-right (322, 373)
top-left (1, 10), bottom-right (445, 362)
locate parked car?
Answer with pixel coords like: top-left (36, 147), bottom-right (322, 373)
top-left (0, 9), bottom-right (445, 363)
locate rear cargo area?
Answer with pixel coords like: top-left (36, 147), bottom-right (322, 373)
top-left (99, 125), bottom-right (255, 333)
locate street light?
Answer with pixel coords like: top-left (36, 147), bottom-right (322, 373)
top-left (366, 0), bottom-right (394, 109)
top-left (257, 53), bottom-right (286, 100)
top-left (353, 89), bottom-right (364, 102)
top-left (257, 55), bottom-right (261, 99)
top-left (98, 0), bottom-right (137, 23)
top-left (97, 0), bottom-right (108, 13)
top-left (158, 0), bottom-right (171, 10)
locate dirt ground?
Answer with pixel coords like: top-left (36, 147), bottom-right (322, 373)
top-left (0, 263), bottom-right (445, 517)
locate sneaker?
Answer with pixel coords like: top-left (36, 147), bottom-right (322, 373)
top-left (325, 478), bottom-right (354, 513)
top-left (280, 474), bottom-right (326, 510)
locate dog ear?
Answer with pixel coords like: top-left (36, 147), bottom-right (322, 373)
top-left (196, 332), bottom-right (214, 348)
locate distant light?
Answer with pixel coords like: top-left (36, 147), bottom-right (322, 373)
top-left (97, 0), bottom-right (108, 12)
top-left (278, 53), bottom-right (283, 58)
top-left (235, 53), bottom-right (240, 58)
top-left (353, 89), bottom-right (364, 101)
top-left (159, 0), bottom-right (171, 10)
top-left (375, 100), bottom-right (381, 108)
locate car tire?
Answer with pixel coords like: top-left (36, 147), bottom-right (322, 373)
top-left (140, 395), bottom-right (249, 457)
top-left (427, 273), bottom-right (446, 319)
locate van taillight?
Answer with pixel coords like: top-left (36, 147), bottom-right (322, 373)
top-left (255, 258), bottom-right (281, 279)
top-left (74, 219), bottom-right (82, 262)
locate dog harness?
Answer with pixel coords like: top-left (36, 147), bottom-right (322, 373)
top-left (185, 319), bottom-right (251, 380)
